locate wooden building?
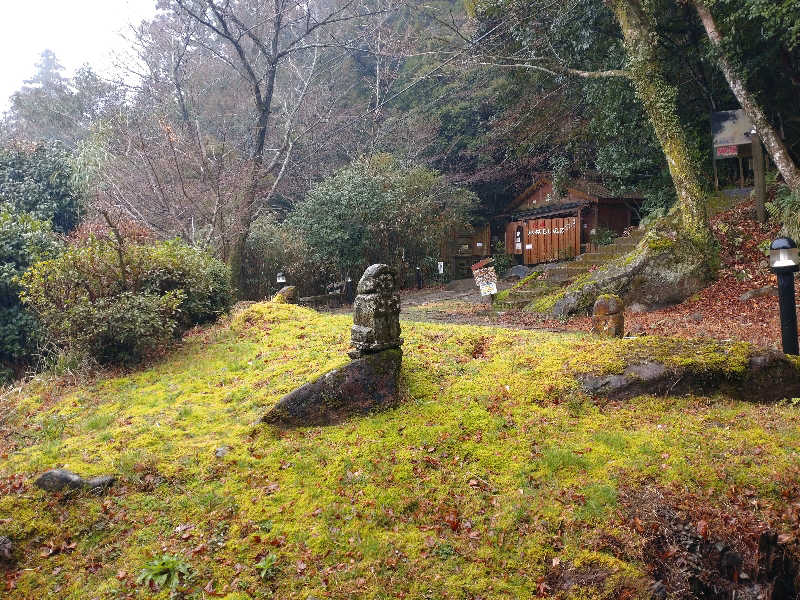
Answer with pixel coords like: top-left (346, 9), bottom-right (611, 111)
top-left (441, 223), bottom-right (491, 279)
top-left (500, 175), bottom-right (642, 265)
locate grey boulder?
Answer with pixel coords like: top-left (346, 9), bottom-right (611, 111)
top-left (506, 265), bottom-right (533, 280)
top-left (263, 349), bottom-right (402, 428)
top-left (34, 469), bottom-right (115, 493)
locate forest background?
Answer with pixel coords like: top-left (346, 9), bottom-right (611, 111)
top-left (1, 0), bottom-right (799, 377)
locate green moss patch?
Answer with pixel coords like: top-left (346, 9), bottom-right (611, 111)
top-left (2, 302), bottom-right (799, 599)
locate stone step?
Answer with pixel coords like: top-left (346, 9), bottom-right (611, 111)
top-left (574, 253), bottom-right (614, 266)
top-left (546, 271), bottom-right (575, 283)
top-left (509, 289), bottom-right (552, 296)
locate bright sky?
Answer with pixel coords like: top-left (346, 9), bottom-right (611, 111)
top-left (0, 0), bottom-right (159, 110)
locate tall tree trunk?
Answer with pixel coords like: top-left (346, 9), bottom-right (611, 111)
top-left (608, 0), bottom-right (714, 251)
top-left (692, 1), bottom-right (800, 195)
top-left (229, 61), bottom-right (279, 297)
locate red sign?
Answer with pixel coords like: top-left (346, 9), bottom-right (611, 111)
top-left (716, 144), bottom-right (738, 157)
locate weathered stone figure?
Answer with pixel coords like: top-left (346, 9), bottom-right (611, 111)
top-left (264, 264), bottom-right (403, 428)
top-left (349, 264), bottom-right (403, 358)
top-left (591, 294), bottom-right (625, 338)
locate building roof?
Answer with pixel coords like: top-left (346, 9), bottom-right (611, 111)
top-left (568, 178), bottom-right (644, 200)
top-left (508, 201), bottom-right (588, 221)
top-left (506, 174), bottom-right (643, 216)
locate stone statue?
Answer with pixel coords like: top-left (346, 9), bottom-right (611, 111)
top-left (591, 294), bottom-right (624, 338)
top-left (264, 264), bottom-right (404, 428)
top-left (349, 264), bottom-right (403, 359)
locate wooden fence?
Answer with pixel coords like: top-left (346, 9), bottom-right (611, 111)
top-left (505, 216), bottom-right (579, 265)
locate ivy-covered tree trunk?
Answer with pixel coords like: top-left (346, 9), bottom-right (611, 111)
top-left (608, 0), bottom-right (714, 251)
top-left (548, 0), bottom-right (719, 317)
top-left (692, 0), bottom-right (800, 195)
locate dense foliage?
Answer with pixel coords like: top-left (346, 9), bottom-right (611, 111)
top-left (767, 184), bottom-right (800, 242)
top-left (241, 215), bottom-right (326, 299)
top-left (0, 210), bottom-right (60, 379)
top-left (0, 142), bottom-right (84, 233)
top-left (20, 235), bottom-right (232, 365)
top-left (287, 155), bottom-right (477, 284)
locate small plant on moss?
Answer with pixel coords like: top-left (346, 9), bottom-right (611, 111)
top-left (257, 519), bottom-right (274, 533)
top-left (137, 554), bottom-right (192, 591)
top-left (432, 542), bottom-right (456, 560)
top-left (255, 553), bottom-right (279, 580)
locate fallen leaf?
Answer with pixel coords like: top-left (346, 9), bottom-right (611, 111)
top-left (696, 520), bottom-right (708, 538)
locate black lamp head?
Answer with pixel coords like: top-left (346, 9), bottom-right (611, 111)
top-left (770, 237), bottom-right (800, 273)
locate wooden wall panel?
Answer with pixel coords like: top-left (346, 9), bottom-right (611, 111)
top-left (518, 216), bottom-right (585, 265)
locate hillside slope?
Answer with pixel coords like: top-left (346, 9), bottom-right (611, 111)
top-left (1, 303), bottom-right (800, 599)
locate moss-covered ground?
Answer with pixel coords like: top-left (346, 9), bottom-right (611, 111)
top-left (2, 302), bottom-right (800, 599)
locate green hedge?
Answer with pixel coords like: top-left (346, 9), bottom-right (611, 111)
top-left (0, 210), bottom-right (61, 376)
top-left (21, 237), bottom-right (232, 366)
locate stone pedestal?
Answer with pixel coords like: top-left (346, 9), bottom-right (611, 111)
top-left (263, 349), bottom-right (401, 427)
top-left (591, 294), bottom-right (624, 338)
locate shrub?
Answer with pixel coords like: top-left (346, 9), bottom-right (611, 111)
top-left (51, 290), bottom-right (183, 365)
top-left (287, 154), bottom-right (477, 286)
top-left (21, 234), bottom-right (232, 365)
top-left (0, 209), bottom-right (60, 377)
top-left (241, 215), bottom-right (328, 299)
top-left (0, 141), bottom-right (83, 233)
top-left (767, 185), bottom-right (800, 242)
top-left (141, 240), bottom-right (233, 328)
top-left (589, 226), bottom-right (617, 246)
top-left (491, 241), bottom-right (515, 276)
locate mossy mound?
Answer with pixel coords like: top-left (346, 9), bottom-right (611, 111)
top-left (2, 302), bottom-right (799, 599)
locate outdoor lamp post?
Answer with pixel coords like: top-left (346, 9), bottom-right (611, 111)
top-left (770, 237), bottom-right (800, 355)
top-left (276, 271), bottom-right (287, 285)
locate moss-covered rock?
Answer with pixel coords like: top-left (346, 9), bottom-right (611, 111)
top-left (551, 224), bottom-right (714, 317)
top-left (271, 285), bottom-right (297, 304)
top-left (579, 349), bottom-right (800, 402)
top-left (263, 348), bottom-right (402, 427)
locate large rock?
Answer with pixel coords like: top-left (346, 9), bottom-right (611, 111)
top-left (579, 350), bottom-right (800, 402)
top-left (263, 349), bottom-right (402, 427)
top-left (505, 265), bottom-right (533, 281)
top-left (272, 286), bottom-right (297, 304)
top-left (34, 469), bottom-right (115, 493)
top-left (551, 221), bottom-right (712, 317)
